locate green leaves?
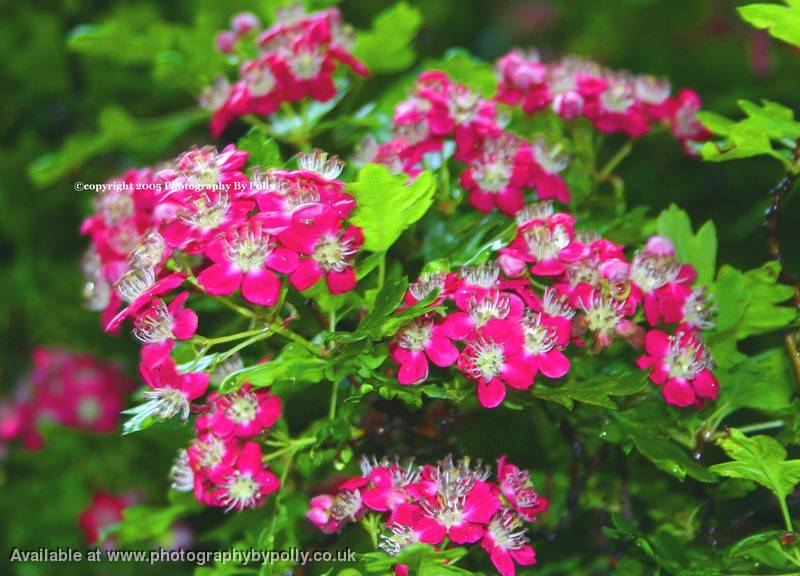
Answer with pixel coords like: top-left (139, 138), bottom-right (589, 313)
top-left (656, 204), bottom-right (717, 285)
top-left (423, 49), bottom-right (498, 97)
top-left (347, 165), bottom-right (436, 253)
top-left (237, 126), bottom-right (281, 169)
top-left (354, 2), bottom-right (422, 74)
top-left (532, 371), bottom-right (648, 410)
top-left (739, 1), bottom-right (800, 47)
top-left (221, 343), bottom-right (326, 395)
top-left (710, 429), bottom-right (800, 504)
top-left (699, 100), bottom-right (800, 170)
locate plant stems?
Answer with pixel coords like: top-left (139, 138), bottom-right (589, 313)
top-left (377, 254), bottom-right (386, 291)
top-left (597, 139), bottom-right (635, 182)
top-left (329, 380), bottom-right (339, 420)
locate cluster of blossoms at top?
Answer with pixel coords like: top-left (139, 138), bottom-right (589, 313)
top-left (389, 203), bottom-right (719, 408)
top-left (168, 379), bottom-right (283, 512)
top-left (496, 50), bottom-right (710, 150)
top-left (357, 71), bottom-right (572, 216)
top-left (307, 454), bottom-right (547, 576)
top-left (0, 348), bottom-right (134, 452)
top-left (79, 144), bottom-right (360, 509)
top-left (202, 5), bottom-right (369, 136)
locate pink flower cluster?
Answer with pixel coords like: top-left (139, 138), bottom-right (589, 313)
top-left (389, 203), bottom-right (719, 408)
top-left (79, 144), bottom-right (360, 509)
top-left (80, 145), bottom-right (362, 342)
top-left (0, 348), bottom-right (134, 451)
top-left (78, 491), bottom-right (137, 545)
top-left (357, 71), bottom-right (571, 215)
top-left (168, 383), bottom-right (282, 511)
top-left (307, 454), bottom-right (548, 576)
top-left (496, 50), bottom-right (710, 150)
top-left (203, 5), bottom-right (369, 136)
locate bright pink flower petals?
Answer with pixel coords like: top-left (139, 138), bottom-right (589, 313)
top-left (207, 384), bottom-right (282, 438)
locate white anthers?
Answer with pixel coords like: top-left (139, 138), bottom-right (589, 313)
top-left (422, 455), bottom-right (491, 525)
top-left (379, 523), bottom-right (415, 556)
top-left (629, 252), bottom-right (680, 293)
top-left (169, 449), bottom-right (194, 492)
top-left (313, 232), bottom-right (357, 272)
top-left (543, 287), bottom-right (576, 320)
top-left (212, 354), bottom-right (245, 383)
top-left (471, 135), bottom-right (519, 193)
top-left (81, 247), bottom-right (111, 311)
top-left (398, 319), bottom-right (434, 351)
top-left (523, 222), bottom-right (571, 261)
top-left (600, 80), bottom-right (635, 113)
top-left (223, 223), bottom-right (273, 271)
top-left (179, 146), bottom-right (224, 188)
top-left (297, 149), bottom-right (345, 180)
top-left (468, 292), bottom-right (511, 327)
top-left (463, 337), bottom-right (506, 381)
top-left (123, 387), bottom-right (190, 434)
top-left (242, 63), bottom-right (276, 96)
top-left (448, 85), bottom-right (481, 124)
top-left (192, 434), bottom-right (228, 470)
top-left (218, 388), bottom-right (260, 425)
top-left (250, 169), bottom-right (291, 196)
top-left (566, 257), bottom-right (600, 288)
top-left (221, 471), bottom-right (263, 512)
top-left (682, 287), bottom-right (716, 330)
top-left (516, 202), bottom-right (555, 226)
top-left (129, 230), bottom-right (167, 269)
top-left (486, 508), bottom-right (530, 551)
top-left (521, 313), bottom-right (557, 355)
top-left (462, 263), bottom-right (501, 289)
top-left (178, 191), bottom-right (231, 231)
top-left (409, 272), bottom-right (447, 301)
top-left (532, 136), bottom-right (570, 174)
top-left (580, 292), bottom-right (625, 335)
top-left (287, 45), bottom-right (325, 80)
top-left (665, 334), bottom-right (713, 380)
top-left (199, 77), bottom-right (232, 111)
top-left (330, 490), bottom-right (363, 521)
top-left (133, 299), bottom-right (174, 344)
top-left (634, 75), bottom-right (671, 105)
top-left (96, 188), bottom-right (135, 224)
top-left (113, 266), bottom-right (156, 303)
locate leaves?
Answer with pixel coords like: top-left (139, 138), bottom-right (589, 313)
top-left (710, 428), bottom-right (800, 501)
top-left (347, 165), bottom-right (436, 253)
top-left (237, 126), bottom-right (281, 169)
top-left (221, 343), bottom-right (327, 395)
top-left (423, 49), bottom-right (498, 97)
top-left (354, 2), bottom-right (422, 74)
top-left (532, 371), bottom-right (648, 409)
top-left (739, 1), bottom-right (800, 47)
top-left (699, 100), bottom-right (800, 170)
top-left (656, 204), bottom-right (717, 285)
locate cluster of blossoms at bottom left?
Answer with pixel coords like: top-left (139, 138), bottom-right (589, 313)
top-left (307, 454), bottom-right (548, 576)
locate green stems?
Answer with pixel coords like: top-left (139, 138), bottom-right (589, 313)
top-left (597, 139), bottom-right (635, 182)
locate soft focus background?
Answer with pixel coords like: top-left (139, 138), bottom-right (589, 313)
top-left (1, 0), bottom-right (799, 573)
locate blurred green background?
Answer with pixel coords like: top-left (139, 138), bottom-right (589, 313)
top-left (1, 0), bottom-right (799, 572)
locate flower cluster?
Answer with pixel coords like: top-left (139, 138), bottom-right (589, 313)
top-left (203, 5), bottom-right (369, 136)
top-left (357, 71), bottom-right (571, 216)
top-left (389, 203), bottom-right (719, 408)
top-left (168, 382), bottom-right (282, 511)
top-left (495, 50), bottom-right (710, 149)
top-left (79, 145), bottom-right (360, 508)
top-left (307, 454), bottom-right (548, 576)
top-left (0, 348), bottom-right (134, 451)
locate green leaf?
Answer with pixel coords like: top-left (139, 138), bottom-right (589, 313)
top-left (715, 349), bottom-right (795, 417)
top-left (357, 274), bottom-right (409, 339)
top-left (710, 429), bottom-right (800, 502)
top-left (656, 204), bottom-right (717, 285)
top-left (237, 126), bottom-right (282, 169)
top-left (423, 49), bottom-right (498, 97)
top-left (606, 413), bottom-right (718, 483)
top-left (221, 343), bottom-right (327, 394)
top-left (532, 371), bottom-right (648, 409)
top-left (114, 504), bottom-right (189, 546)
top-left (739, 1), bottom-right (800, 47)
top-left (712, 262), bottom-right (796, 348)
top-left (354, 2), bottom-right (422, 73)
top-left (347, 165), bottom-right (436, 253)
top-left (738, 99), bottom-right (800, 140)
top-left (697, 111), bottom-right (736, 137)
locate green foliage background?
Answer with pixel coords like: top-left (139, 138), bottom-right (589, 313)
top-left (2, 1), bottom-right (800, 575)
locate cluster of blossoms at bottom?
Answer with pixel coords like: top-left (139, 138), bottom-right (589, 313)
top-left (0, 348), bottom-right (134, 452)
top-left (168, 382), bottom-right (283, 512)
top-left (307, 454), bottom-right (547, 576)
top-left (389, 202), bottom-right (719, 408)
top-left (203, 4), bottom-right (369, 136)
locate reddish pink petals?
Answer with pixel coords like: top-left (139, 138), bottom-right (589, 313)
top-left (241, 268), bottom-right (281, 307)
top-left (197, 263), bottom-right (242, 296)
top-left (478, 377), bottom-right (506, 408)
